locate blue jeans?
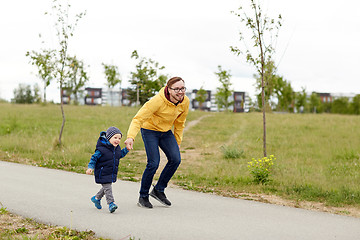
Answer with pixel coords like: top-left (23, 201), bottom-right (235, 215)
top-left (140, 128), bottom-right (181, 197)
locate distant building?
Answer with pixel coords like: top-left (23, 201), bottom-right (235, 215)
top-left (233, 92), bottom-right (247, 112)
top-left (191, 89), bottom-right (212, 111)
top-left (188, 89), bottom-right (250, 112)
top-left (61, 86), bottom-right (359, 112)
top-left (102, 88), bottom-right (122, 106)
top-left (331, 92), bottom-right (357, 102)
top-left (85, 88), bottom-right (102, 105)
top-left (84, 87), bottom-right (135, 106)
top-left (83, 86), bottom-right (251, 112)
top-left (314, 92), bottom-right (358, 104)
top-left (61, 88), bottom-right (72, 104)
top-left (120, 88), bottom-right (132, 106)
top-left (317, 93), bottom-right (333, 103)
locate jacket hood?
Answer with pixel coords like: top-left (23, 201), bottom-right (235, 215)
top-left (97, 131), bottom-right (112, 147)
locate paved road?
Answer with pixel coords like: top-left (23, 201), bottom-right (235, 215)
top-left (1, 160), bottom-right (360, 240)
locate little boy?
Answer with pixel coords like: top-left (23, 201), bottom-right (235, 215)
top-left (86, 126), bottom-right (129, 213)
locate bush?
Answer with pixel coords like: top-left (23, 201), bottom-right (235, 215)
top-left (248, 155), bottom-right (275, 184)
top-left (220, 145), bottom-right (245, 159)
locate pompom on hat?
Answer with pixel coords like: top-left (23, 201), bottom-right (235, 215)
top-left (106, 126), bottom-right (122, 141)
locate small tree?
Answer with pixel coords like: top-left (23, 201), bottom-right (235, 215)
top-left (295, 88), bottom-right (307, 113)
top-left (309, 92), bottom-right (322, 113)
top-left (253, 60), bottom-right (278, 109)
top-left (103, 63), bottom-right (121, 88)
top-left (350, 94), bottom-right (360, 115)
top-left (253, 61), bottom-right (294, 112)
top-left (33, 83), bottom-right (42, 104)
top-left (13, 84), bottom-right (41, 104)
top-left (215, 65), bottom-right (233, 111)
top-left (26, 49), bottom-right (56, 103)
top-left (128, 50), bottom-right (167, 105)
top-left (195, 86), bottom-right (208, 110)
top-left (331, 97), bottom-right (350, 114)
top-left (102, 63), bottom-right (121, 106)
top-left (13, 84), bottom-right (32, 104)
top-left (273, 76), bottom-right (294, 112)
top-left (47, 0), bottom-right (86, 146)
top-left (64, 56), bottom-right (89, 105)
top-left (230, 0), bottom-right (282, 157)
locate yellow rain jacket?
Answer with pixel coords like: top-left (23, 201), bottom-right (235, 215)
top-left (126, 87), bottom-right (190, 145)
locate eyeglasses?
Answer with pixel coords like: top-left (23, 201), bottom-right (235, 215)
top-left (170, 87), bottom-right (186, 93)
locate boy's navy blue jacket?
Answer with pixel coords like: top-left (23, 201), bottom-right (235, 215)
top-left (88, 131), bottom-right (129, 184)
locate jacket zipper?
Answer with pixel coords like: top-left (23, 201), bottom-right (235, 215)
top-left (112, 147), bottom-right (116, 182)
top-left (99, 167), bottom-right (103, 179)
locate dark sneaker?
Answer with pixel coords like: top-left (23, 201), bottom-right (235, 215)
top-left (150, 188), bottom-right (171, 207)
top-left (109, 202), bottom-right (118, 213)
top-left (91, 196), bottom-right (102, 209)
top-left (137, 197), bottom-right (153, 209)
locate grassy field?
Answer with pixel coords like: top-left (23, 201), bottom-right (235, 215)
top-left (1, 103), bottom-right (360, 214)
top-left (178, 112), bottom-right (360, 208)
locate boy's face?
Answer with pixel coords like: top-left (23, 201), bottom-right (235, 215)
top-left (109, 133), bottom-right (122, 147)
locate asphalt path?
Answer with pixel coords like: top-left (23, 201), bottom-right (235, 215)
top-left (1, 160), bottom-right (360, 240)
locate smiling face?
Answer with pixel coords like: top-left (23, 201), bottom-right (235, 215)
top-left (168, 80), bottom-right (186, 103)
top-left (109, 133), bottom-right (122, 147)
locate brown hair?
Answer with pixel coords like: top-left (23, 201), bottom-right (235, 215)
top-left (167, 77), bottom-right (184, 88)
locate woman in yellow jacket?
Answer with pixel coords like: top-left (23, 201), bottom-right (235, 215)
top-left (125, 77), bottom-right (190, 208)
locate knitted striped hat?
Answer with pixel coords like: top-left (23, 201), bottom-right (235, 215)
top-left (106, 126), bottom-right (122, 141)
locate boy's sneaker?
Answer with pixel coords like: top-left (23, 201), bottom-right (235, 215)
top-left (91, 196), bottom-right (102, 209)
top-left (137, 197), bottom-right (153, 209)
top-left (109, 202), bottom-right (118, 213)
top-left (150, 188), bottom-right (171, 207)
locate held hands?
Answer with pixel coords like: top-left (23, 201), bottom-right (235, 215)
top-left (124, 138), bottom-right (134, 151)
top-left (86, 168), bottom-right (93, 175)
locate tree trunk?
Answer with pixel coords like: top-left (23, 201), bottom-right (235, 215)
top-left (58, 83), bottom-right (66, 147)
top-left (119, 86), bottom-right (122, 107)
top-left (43, 83), bottom-right (47, 103)
top-left (136, 84), bottom-right (140, 106)
top-left (256, 7), bottom-right (267, 158)
top-left (261, 75), bottom-right (267, 157)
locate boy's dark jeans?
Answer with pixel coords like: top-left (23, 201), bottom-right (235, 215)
top-left (140, 128), bottom-right (181, 198)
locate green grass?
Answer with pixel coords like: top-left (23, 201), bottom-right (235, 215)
top-left (178, 112), bottom-right (360, 207)
top-left (0, 203), bottom-right (108, 239)
top-left (0, 104), bottom-right (143, 171)
top-left (1, 103), bottom-right (360, 209)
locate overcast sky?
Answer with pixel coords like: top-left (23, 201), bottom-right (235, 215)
top-left (0, 0), bottom-right (359, 102)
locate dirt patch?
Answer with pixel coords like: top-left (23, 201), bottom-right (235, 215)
top-left (226, 192), bottom-right (360, 218)
top-left (184, 114), bottom-right (211, 132)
